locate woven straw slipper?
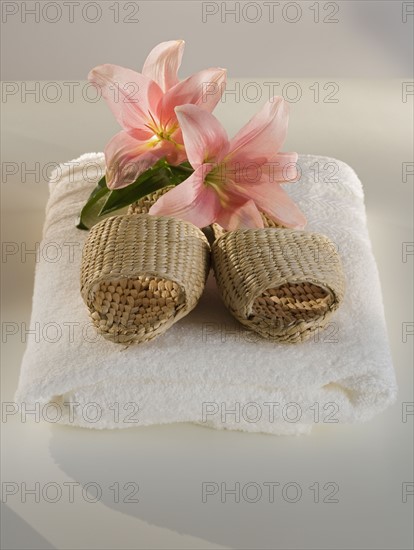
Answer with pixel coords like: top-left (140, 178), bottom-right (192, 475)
top-left (212, 228), bottom-right (345, 343)
top-left (128, 188), bottom-right (344, 344)
top-left (81, 214), bottom-right (210, 344)
top-left (211, 212), bottom-right (282, 240)
top-left (127, 186), bottom-right (175, 216)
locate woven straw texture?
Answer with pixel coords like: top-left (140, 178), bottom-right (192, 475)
top-left (81, 214), bottom-right (210, 344)
top-left (212, 228), bottom-right (345, 343)
top-left (211, 213), bottom-right (282, 240)
top-left (127, 186), bottom-right (175, 216)
top-left (118, 187), bottom-right (344, 344)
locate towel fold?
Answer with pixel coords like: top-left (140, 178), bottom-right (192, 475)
top-left (15, 153), bottom-right (397, 435)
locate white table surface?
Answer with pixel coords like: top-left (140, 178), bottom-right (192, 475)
top-left (1, 78), bottom-right (413, 549)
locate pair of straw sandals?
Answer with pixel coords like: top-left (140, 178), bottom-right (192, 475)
top-left (80, 188), bottom-right (345, 345)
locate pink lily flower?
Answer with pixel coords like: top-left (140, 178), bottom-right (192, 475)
top-left (149, 98), bottom-right (306, 230)
top-left (89, 40), bottom-right (226, 189)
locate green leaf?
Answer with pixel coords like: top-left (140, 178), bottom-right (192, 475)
top-left (99, 163), bottom-right (169, 216)
top-left (100, 176), bottom-right (164, 216)
top-left (76, 184), bottom-right (111, 230)
top-left (76, 160), bottom-right (193, 230)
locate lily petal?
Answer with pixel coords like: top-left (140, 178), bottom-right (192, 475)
top-left (261, 152), bottom-right (299, 183)
top-left (162, 142), bottom-right (188, 166)
top-left (175, 104), bottom-right (230, 169)
top-left (104, 130), bottom-right (167, 189)
top-left (237, 178), bottom-right (306, 229)
top-left (149, 164), bottom-right (220, 227)
top-left (216, 195), bottom-right (264, 231)
top-left (228, 97), bottom-right (289, 167)
top-left (88, 64), bottom-right (163, 131)
top-left (142, 40), bottom-right (185, 93)
top-left (159, 68), bottom-right (227, 130)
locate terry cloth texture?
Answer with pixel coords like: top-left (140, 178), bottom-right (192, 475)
top-left (15, 153), bottom-right (397, 435)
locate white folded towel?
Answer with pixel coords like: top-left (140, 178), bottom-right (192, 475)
top-left (15, 153), bottom-right (397, 435)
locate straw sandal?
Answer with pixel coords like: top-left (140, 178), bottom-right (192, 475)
top-left (80, 211), bottom-right (210, 344)
top-left (128, 191), bottom-right (345, 343)
top-left (211, 222), bottom-right (345, 343)
top-left (82, 187), bottom-right (344, 345)
top-left (130, 191), bottom-right (345, 344)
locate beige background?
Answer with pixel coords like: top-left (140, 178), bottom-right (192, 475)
top-left (1, 1), bottom-right (413, 79)
top-left (1, 1), bottom-right (413, 549)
